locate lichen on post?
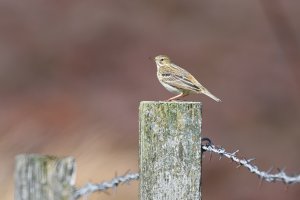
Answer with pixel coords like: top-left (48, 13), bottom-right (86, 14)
top-left (139, 101), bottom-right (202, 200)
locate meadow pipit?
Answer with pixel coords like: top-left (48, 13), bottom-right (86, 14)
top-left (154, 55), bottom-right (221, 102)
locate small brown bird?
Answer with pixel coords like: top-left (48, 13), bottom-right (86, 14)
top-left (154, 55), bottom-right (221, 102)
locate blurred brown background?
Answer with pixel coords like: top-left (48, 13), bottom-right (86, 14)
top-left (1, 0), bottom-right (300, 199)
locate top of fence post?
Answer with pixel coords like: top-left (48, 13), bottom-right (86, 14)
top-left (139, 101), bottom-right (202, 200)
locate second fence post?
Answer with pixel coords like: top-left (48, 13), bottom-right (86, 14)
top-left (15, 154), bottom-right (76, 200)
top-left (139, 101), bottom-right (202, 200)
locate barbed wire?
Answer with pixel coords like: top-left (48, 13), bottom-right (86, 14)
top-left (74, 138), bottom-right (300, 199)
top-left (201, 140), bottom-right (300, 184)
top-left (74, 172), bottom-right (139, 199)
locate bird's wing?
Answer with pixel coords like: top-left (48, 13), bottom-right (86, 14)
top-left (160, 64), bottom-right (203, 93)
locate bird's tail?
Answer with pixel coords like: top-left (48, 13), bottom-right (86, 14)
top-left (202, 89), bottom-right (221, 102)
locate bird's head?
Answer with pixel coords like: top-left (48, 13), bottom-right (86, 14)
top-left (154, 55), bottom-right (171, 68)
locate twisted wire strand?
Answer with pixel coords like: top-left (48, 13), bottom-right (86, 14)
top-left (202, 143), bottom-right (300, 184)
top-left (74, 172), bottom-right (139, 199)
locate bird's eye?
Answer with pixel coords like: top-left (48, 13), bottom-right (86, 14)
top-left (160, 58), bottom-right (164, 62)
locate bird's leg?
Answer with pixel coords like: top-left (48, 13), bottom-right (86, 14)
top-left (167, 93), bottom-right (188, 101)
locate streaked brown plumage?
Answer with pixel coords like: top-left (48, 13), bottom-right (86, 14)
top-left (154, 55), bottom-right (221, 102)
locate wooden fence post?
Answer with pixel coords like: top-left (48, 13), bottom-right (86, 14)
top-left (14, 154), bottom-right (76, 200)
top-left (139, 101), bottom-right (202, 200)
